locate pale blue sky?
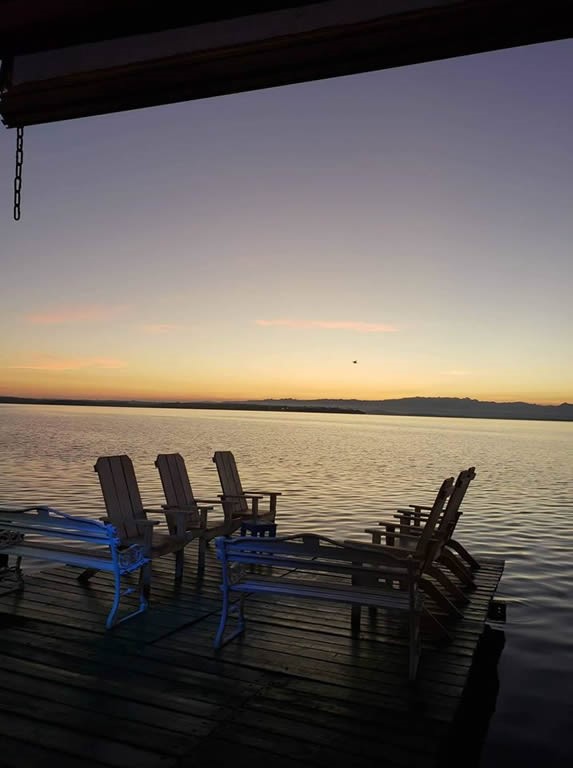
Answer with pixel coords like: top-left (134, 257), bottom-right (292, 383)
top-left (1, 39), bottom-right (572, 403)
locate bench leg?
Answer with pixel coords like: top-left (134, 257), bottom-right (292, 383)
top-left (215, 590), bottom-right (246, 649)
top-left (106, 562), bottom-right (150, 630)
top-left (106, 568), bottom-right (123, 629)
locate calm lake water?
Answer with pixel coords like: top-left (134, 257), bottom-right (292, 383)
top-left (1, 404), bottom-right (572, 766)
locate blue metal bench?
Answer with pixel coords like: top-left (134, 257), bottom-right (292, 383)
top-left (215, 533), bottom-right (427, 680)
top-left (0, 505), bottom-right (150, 629)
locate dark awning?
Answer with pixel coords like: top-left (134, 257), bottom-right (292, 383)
top-left (1, 0), bottom-right (572, 127)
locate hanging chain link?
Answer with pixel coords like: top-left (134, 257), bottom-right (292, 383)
top-left (13, 126), bottom-right (24, 221)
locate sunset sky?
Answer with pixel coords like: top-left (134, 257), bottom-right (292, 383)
top-left (1, 39), bottom-right (572, 405)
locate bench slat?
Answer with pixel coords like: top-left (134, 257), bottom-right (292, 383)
top-left (5, 543), bottom-right (119, 572)
top-left (232, 577), bottom-right (418, 610)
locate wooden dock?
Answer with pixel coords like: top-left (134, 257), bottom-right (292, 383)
top-left (0, 545), bottom-right (504, 768)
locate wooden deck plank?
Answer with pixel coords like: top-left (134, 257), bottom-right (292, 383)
top-left (0, 547), bottom-right (504, 768)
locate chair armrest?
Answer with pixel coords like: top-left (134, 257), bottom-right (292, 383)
top-left (162, 503), bottom-right (214, 512)
top-left (375, 517), bottom-right (421, 529)
top-left (341, 539), bottom-right (417, 570)
top-left (365, 524), bottom-right (422, 547)
top-left (134, 519), bottom-right (160, 527)
top-left (243, 490), bottom-right (282, 497)
top-left (162, 507), bottom-right (194, 536)
top-left (193, 498), bottom-right (224, 505)
top-left (392, 507), bottom-right (433, 525)
top-left (356, 536), bottom-right (427, 563)
top-left (220, 493), bottom-right (263, 501)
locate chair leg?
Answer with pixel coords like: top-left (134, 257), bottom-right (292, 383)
top-left (78, 568), bottom-right (99, 583)
top-left (140, 559), bottom-right (151, 601)
top-left (439, 550), bottom-right (475, 589)
top-left (198, 538), bottom-right (206, 573)
top-left (446, 538), bottom-right (481, 570)
top-left (351, 565), bottom-right (366, 630)
top-left (175, 549), bottom-right (184, 581)
top-left (351, 603), bottom-right (361, 631)
top-left (426, 564), bottom-right (469, 604)
top-left (422, 607), bottom-right (451, 640)
top-left (409, 609), bottom-right (421, 681)
top-left (420, 577), bottom-right (463, 618)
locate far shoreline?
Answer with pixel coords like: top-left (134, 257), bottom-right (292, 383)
top-left (1, 396), bottom-right (572, 423)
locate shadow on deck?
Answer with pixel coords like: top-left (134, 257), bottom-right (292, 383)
top-left (0, 543), bottom-right (504, 768)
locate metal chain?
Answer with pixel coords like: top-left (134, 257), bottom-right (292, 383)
top-left (13, 126), bottom-right (24, 221)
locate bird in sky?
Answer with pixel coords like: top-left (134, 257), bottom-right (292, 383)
top-left (352, 360), bottom-right (358, 364)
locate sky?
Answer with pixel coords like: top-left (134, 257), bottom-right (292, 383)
top-left (1, 39), bottom-right (572, 405)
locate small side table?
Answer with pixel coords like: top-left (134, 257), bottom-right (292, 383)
top-left (240, 520), bottom-right (277, 538)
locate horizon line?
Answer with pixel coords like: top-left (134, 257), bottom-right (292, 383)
top-left (1, 394), bottom-right (571, 409)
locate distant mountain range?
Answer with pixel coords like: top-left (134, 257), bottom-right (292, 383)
top-left (1, 395), bottom-right (572, 421)
top-left (246, 397), bottom-right (573, 421)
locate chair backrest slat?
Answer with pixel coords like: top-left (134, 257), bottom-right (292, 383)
top-left (413, 476), bottom-right (455, 566)
top-left (436, 467), bottom-right (476, 543)
top-left (95, 455), bottom-right (145, 541)
top-left (155, 453), bottom-right (200, 526)
top-left (212, 451), bottom-right (249, 516)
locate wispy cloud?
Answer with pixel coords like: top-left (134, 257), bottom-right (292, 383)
top-left (25, 305), bottom-right (128, 325)
top-left (8, 357), bottom-right (127, 371)
top-left (441, 369), bottom-right (472, 376)
top-left (142, 324), bottom-right (182, 335)
top-left (257, 319), bottom-right (397, 333)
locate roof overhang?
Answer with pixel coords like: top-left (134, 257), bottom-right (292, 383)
top-left (1, 1), bottom-right (572, 127)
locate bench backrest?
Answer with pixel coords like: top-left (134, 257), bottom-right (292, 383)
top-left (212, 451), bottom-right (248, 516)
top-left (155, 453), bottom-right (201, 525)
top-left (216, 532), bottom-right (418, 579)
top-left (95, 455), bottom-right (147, 542)
top-left (0, 505), bottom-right (116, 545)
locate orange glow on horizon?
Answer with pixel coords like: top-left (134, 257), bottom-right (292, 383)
top-left (0, 377), bottom-right (569, 407)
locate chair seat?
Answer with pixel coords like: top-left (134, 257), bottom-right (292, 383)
top-left (151, 531), bottom-right (186, 557)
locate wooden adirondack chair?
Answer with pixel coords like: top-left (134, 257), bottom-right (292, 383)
top-left (212, 451), bottom-right (281, 524)
top-left (80, 454), bottom-right (192, 587)
top-left (364, 468), bottom-right (477, 608)
top-left (348, 475), bottom-right (462, 622)
top-left (155, 453), bottom-right (242, 571)
top-left (391, 467), bottom-right (480, 572)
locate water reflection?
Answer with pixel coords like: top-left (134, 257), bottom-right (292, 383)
top-left (1, 404), bottom-right (572, 766)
